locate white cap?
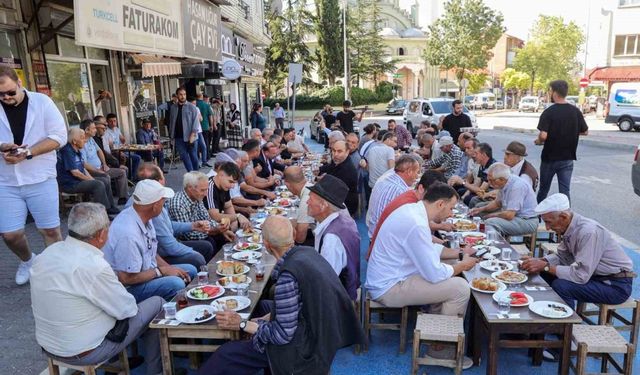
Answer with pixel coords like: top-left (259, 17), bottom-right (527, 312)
top-left (439, 136), bottom-right (453, 147)
top-left (132, 179), bottom-right (175, 205)
top-left (534, 193), bottom-right (570, 215)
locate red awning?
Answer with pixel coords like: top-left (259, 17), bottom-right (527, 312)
top-left (587, 66), bottom-right (640, 81)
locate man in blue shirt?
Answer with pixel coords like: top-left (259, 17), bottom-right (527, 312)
top-left (80, 120), bottom-right (128, 204)
top-left (136, 118), bottom-right (166, 172)
top-left (103, 179), bottom-right (197, 302)
top-left (57, 128), bottom-right (119, 215)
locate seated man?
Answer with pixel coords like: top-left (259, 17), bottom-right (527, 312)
top-left (242, 140), bottom-right (277, 192)
top-left (522, 193), bottom-right (634, 308)
top-left (318, 140), bottom-right (358, 216)
top-left (503, 141), bottom-right (538, 191)
top-left (365, 183), bottom-right (476, 317)
top-left (168, 171), bottom-right (233, 252)
top-left (104, 180), bottom-right (197, 302)
top-left (93, 115), bottom-right (126, 172)
top-left (469, 163), bottom-right (538, 237)
top-left (250, 128), bottom-right (263, 145)
top-left (254, 142), bottom-right (285, 179)
top-left (449, 142), bottom-right (494, 207)
top-left (56, 128), bottom-right (119, 215)
top-left (424, 135), bottom-right (463, 180)
top-left (30, 203), bottom-right (163, 375)
top-left (284, 127), bottom-right (309, 157)
top-left (132, 164), bottom-right (214, 268)
top-left (79, 119), bottom-right (128, 205)
top-left (136, 118), bottom-right (166, 172)
top-left (283, 166), bottom-right (315, 245)
top-left (367, 154), bottom-right (422, 237)
top-left (221, 149), bottom-right (270, 216)
top-left (198, 216), bottom-right (365, 375)
top-left (307, 175), bottom-right (360, 300)
top-left (204, 161), bottom-right (251, 232)
top-left (106, 113), bottom-right (141, 180)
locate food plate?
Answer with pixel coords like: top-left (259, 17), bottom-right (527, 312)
top-left (175, 305), bottom-right (216, 324)
top-left (216, 275), bottom-right (252, 288)
top-left (211, 296), bottom-right (252, 312)
top-left (529, 301), bottom-right (573, 319)
top-left (462, 232), bottom-right (487, 246)
top-left (236, 228), bottom-right (261, 237)
top-left (469, 277), bottom-right (507, 294)
top-left (234, 242), bottom-right (262, 252)
top-left (493, 291), bottom-right (534, 307)
top-left (479, 259), bottom-right (514, 272)
top-left (187, 285), bottom-right (225, 300)
top-left (460, 231), bottom-right (486, 238)
top-left (271, 198), bottom-right (292, 207)
top-left (231, 250), bottom-right (263, 261)
top-left (491, 270), bottom-right (528, 284)
top-left (474, 245), bottom-right (501, 256)
top-left (216, 261), bottom-right (251, 276)
top-left (453, 219), bottom-right (477, 232)
top-left (265, 207), bottom-right (287, 216)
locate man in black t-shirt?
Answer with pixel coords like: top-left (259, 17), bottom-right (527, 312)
top-left (534, 80), bottom-right (588, 203)
top-left (335, 100), bottom-right (364, 134)
top-left (441, 99), bottom-right (472, 142)
top-left (204, 161), bottom-right (251, 232)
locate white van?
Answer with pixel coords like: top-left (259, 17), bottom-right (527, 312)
top-left (403, 98), bottom-right (478, 136)
top-left (472, 92), bottom-right (496, 109)
top-left (605, 82), bottom-right (640, 132)
top-left (518, 96), bottom-right (542, 112)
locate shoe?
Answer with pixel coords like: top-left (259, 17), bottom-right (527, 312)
top-left (16, 253), bottom-right (36, 285)
top-left (162, 169), bottom-right (169, 174)
top-left (204, 162), bottom-right (213, 167)
top-left (543, 349), bottom-right (559, 362)
top-left (107, 207), bottom-right (121, 215)
top-left (426, 345), bottom-right (473, 369)
top-left (117, 197), bottom-right (128, 205)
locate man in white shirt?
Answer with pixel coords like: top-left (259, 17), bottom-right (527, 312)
top-left (365, 182), bottom-right (477, 316)
top-left (30, 202), bottom-right (163, 374)
top-left (285, 128), bottom-right (309, 155)
top-left (273, 102), bottom-right (286, 129)
top-left (0, 67), bottom-right (67, 285)
top-left (284, 166), bottom-right (315, 245)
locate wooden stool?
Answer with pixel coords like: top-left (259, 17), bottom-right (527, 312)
top-left (363, 291), bottom-right (409, 353)
top-left (354, 288), bottom-right (363, 354)
top-left (47, 349), bottom-right (130, 375)
top-left (541, 242), bottom-right (559, 256)
top-left (59, 192), bottom-right (86, 215)
top-left (570, 324), bottom-right (634, 375)
top-left (576, 298), bottom-right (640, 351)
top-left (412, 312), bottom-right (465, 375)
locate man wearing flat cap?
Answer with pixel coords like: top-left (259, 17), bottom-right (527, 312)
top-left (425, 135), bottom-right (464, 180)
top-left (503, 141), bottom-right (538, 191)
top-left (307, 174), bottom-right (360, 300)
top-left (521, 193), bottom-right (634, 308)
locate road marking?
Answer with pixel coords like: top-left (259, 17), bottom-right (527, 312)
top-left (571, 176), bottom-right (612, 185)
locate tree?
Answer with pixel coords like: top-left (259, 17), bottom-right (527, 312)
top-left (263, 0), bottom-right (314, 96)
top-left (514, 15), bottom-right (584, 92)
top-left (466, 72), bottom-right (489, 93)
top-left (314, 0), bottom-right (343, 85)
top-left (424, 0), bottom-right (504, 93)
top-left (501, 68), bottom-right (531, 103)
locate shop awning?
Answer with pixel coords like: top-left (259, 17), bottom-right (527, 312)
top-left (587, 66), bottom-right (640, 81)
top-left (130, 54), bottom-right (182, 77)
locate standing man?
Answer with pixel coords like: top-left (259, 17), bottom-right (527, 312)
top-left (387, 119), bottom-right (412, 150)
top-left (441, 99), bottom-right (472, 142)
top-left (196, 93), bottom-right (214, 156)
top-left (273, 102), bottom-right (286, 129)
top-left (535, 80), bottom-right (588, 203)
top-left (169, 87), bottom-right (200, 172)
top-left (0, 66), bottom-right (67, 285)
top-left (335, 100), bottom-right (364, 134)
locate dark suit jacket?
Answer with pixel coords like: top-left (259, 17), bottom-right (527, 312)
top-left (254, 151), bottom-right (285, 179)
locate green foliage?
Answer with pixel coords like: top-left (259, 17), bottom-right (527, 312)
top-left (314, 0), bottom-right (343, 85)
top-left (264, 82), bottom-right (392, 109)
top-left (466, 72), bottom-right (489, 93)
top-left (513, 15), bottom-right (585, 91)
top-left (374, 81), bottom-right (395, 103)
top-left (501, 68), bottom-right (531, 91)
top-left (424, 0), bottom-right (505, 83)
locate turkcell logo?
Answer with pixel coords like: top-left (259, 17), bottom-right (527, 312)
top-left (93, 8), bottom-right (118, 23)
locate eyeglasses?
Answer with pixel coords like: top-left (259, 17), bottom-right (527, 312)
top-left (0, 90), bottom-right (18, 98)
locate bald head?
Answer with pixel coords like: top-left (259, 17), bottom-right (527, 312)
top-left (284, 166), bottom-right (305, 184)
top-left (262, 216), bottom-right (294, 257)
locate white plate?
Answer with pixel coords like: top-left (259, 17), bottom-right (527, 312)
top-left (491, 271), bottom-right (528, 284)
top-left (474, 245), bottom-right (501, 256)
top-left (493, 291), bottom-right (534, 307)
top-left (215, 263), bottom-right (251, 277)
top-left (186, 285), bottom-right (225, 300)
top-left (231, 250), bottom-right (263, 261)
top-left (236, 228), bottom-right (261, 237)
top-left (233, 242), bottom-right (262, 252)
top-left (479, 259), bottom-right (514, 272)
top-left (529, 301), bottom-right (573, 319)
top-left (175, 305), bottom-right (216, 324)
top-left (460, 231), bottom-right (487, 238)
top-left (211, 296), bottom-right (252, 312)
top-left (271, 198), bottom-right (292, 207)
top-left (216, 276), bottom-right (253, 289)
top-left (469, 279), bottom-right (507, 294)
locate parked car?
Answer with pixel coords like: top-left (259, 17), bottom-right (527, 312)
top-left (464, 95), bottom-right (475, 107)
top-left (518, 96), bottom-right (543, 112)
top-left (472, 92), bottom-right (496, 110)
top-left (386, 99), bottom-right (407, 115)
top-left (605, 82), bottom-right (640, 132)
top-left (403, 98), bottom-right (478, 137)
top-left (634, 144), bottom-right (640, 197)
top-left (495, 100), bottom-right (504, 110)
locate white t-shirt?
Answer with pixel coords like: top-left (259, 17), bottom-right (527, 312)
top-left (287, 135), bottom-right (305, 153)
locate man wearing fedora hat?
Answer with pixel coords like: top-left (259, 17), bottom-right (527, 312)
top-left (503, 141), bottom-right (538, 191)
top-left (307, 174), bottom-right (360, 300)
top-left (425, 135), bottom-right (464, 180)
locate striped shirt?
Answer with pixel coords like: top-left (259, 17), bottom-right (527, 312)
top-left (394, 125), bottom-right (413, 149)
top-left (366, 171), bottom-right (410, 237)
top-left (167, 190), bottom-right (217, 241)
top-left (253, 249), bottom-right (301, 352)
top-left (425, 144), bottom-right (464, 179)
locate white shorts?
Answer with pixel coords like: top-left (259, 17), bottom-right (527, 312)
top-left (0, 178), bottom-right (60, 233)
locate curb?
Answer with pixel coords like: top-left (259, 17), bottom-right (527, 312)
top-left (492, 126), bottom-right (638, 152)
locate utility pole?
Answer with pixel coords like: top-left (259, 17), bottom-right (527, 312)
top-left (343, 0), bottom-right (350, 101)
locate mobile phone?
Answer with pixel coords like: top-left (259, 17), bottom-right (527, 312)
top-left (8, 147), bottom-right (26, 155)
top-left (474, 248), bottom-right (489, 258)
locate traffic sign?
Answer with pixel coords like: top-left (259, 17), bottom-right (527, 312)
top-left (579, 78), bottom-right (589, 88)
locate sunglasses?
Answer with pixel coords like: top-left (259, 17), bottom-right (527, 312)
top-left (0, 90), bottom-right (18, 98)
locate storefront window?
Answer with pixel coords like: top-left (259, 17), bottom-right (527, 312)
top-left (87, 47), bottom-right (108, 61)
top-left (58, 36), bottom-right (85, 58)
top-left (0, 31), bottom-right (20, 58)
top-left (47, 61), bottom-right (93, 127)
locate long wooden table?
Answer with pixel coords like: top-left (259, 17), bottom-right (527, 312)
top-left (461, 238), bottom-right (582, 375)
top-left (149, 249), bottom-right (276, 375)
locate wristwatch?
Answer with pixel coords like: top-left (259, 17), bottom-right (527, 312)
top-left (239, 319), bottom-right (248, 331)
top-left (458, 251), bottom-right (464, 261)
top-left (154, 267), bottom-right (162, 278)
top-left (543, 260), bottom-right (550, 272)
top-left (26, 149), bottom-right (33, 160)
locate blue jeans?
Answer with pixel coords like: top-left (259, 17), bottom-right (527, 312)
top-left (541, 273), bottom-right (633, 309)
top-left (126, 264), bottom-right (197, 303)
top-left (175, 138), bottom-right (199, 172)
top-left (537, 160), bottom-right (574, 203)
top-left (197, 133), bottom-right (208, 166)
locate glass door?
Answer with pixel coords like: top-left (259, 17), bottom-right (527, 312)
top-left (90, 64), bottom-right (115, 117)
top-left (46, 61), bottom-right (93, 127)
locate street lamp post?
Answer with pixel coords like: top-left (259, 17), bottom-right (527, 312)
top-left (343, 0), bottom-right (350, 101)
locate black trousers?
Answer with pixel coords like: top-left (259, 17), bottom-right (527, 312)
top-left (210, 127), bottom-right (221, 153)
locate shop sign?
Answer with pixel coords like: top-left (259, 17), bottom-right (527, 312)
top-left (74, 0), bottom-right (183, 57)
top-left (183, 0), bottom-right (222, 62)
top-left (132, 78), bottom-right (157, 121)
top-left (221, 26), bottom-right (235, 57)
top-left (222, 60), bottom-right (242, 80)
